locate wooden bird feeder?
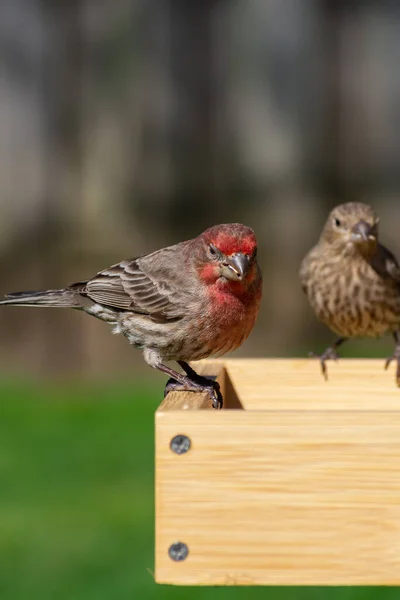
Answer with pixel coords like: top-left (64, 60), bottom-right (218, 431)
top-left (155, 359), bottom-right (400, 586)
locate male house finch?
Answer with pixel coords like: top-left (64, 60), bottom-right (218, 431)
top-left (300, 202), bottom-right (400, 384)
top-left (0, 223), bottom-right (262, 408)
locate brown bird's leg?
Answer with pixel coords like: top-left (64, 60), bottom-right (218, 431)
top-left (159, 362), bottom-right (223, 409)
top-left (384, 332), bottom-right (400, 387)
top-left (309, 337), bottom-right (347, 381)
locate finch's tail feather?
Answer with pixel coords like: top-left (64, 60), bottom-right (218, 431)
top-left (0, 289), bottom-right (82, 308)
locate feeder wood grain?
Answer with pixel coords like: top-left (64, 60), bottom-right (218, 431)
top-left (155, 359), bottom-right (400, 585)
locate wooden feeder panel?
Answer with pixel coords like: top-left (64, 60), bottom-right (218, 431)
top-left (155, 359), bottom-right (400, 585)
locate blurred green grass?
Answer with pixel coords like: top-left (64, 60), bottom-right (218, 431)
top-left (0, 378), bottom-right (396, 599)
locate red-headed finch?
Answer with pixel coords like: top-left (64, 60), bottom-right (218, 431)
top-left (300, 202), bottom-right (400, 384)
top-left (0, 223), bottom-right (262, 408)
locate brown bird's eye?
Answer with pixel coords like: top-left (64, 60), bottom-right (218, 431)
top-left (209, 244), bottom-right (218, 257)
top-left (334, 218), bottom-right (341, 228)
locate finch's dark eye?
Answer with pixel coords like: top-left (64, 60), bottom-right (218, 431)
top-left (334, 218), bottom-right (341, 228)
top-left (208, 244), bottom-right (218, 257)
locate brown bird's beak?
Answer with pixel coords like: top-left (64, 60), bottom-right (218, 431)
top-left (222, 253), bottom-right (250, 281)
top-left (351, 220), bottom-right (374, 242)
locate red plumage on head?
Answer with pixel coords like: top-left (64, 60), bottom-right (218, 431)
top-left (202, 223), bottom-right (257, 256)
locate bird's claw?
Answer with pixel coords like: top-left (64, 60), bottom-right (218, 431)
top-left (164, 376), bottom-right (223, 409)
top-left (384, 347), bottom-right (400, 387)
top-left (308, 348), bottom-right (340, 381)
top-left (164, 377), bottom-right (180, 397)
top-left (203, 379), bottom-right (223, 410)
top-left (384, 349), bottom-right (400, 370)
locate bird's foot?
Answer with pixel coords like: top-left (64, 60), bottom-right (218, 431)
top-left (384, 346), bottom-right (400, 387)
top-left (164, 376), bottom-right (223, 409)
top-left (309, 347), bottom-right (340, 381)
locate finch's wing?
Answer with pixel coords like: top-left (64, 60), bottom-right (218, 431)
top-left (72, 245), bottom-right (192, 321)
top-left (299, 247), bottom-right (318, 295)
top-left (372, 244), bottom-right (400, 284)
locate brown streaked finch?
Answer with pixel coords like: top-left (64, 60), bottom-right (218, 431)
top-left (300, 202), bottom-right (400, 384)
top-left (0, 223), bottom-right (262, 408)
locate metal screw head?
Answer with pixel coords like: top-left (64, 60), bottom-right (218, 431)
top-left (170, 434), bottom-right (191, 455)
top-left (168, 541), bottom-right (189, 562)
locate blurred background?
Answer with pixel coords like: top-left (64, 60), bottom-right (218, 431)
top-left (0, 0), bottom-right (399, 598)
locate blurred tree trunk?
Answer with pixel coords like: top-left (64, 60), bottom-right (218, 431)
top-left (319, 0), bottom-right (346, 202)
top-left (135, 0), bottom-right (236, 238)
top-left (39, 0), bottom-right (85, 373)
top-left (167, 0), bottom-right (220, 228)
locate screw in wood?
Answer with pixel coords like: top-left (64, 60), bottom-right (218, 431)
top-left (170, 434), bottom-right (191, 455)
top-left (168, 541), bottom-right (189, 562)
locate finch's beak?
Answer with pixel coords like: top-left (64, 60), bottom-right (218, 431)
top-left (351, 220), bottom-right (375, 243)
top-left (221, 253), bottom-right (249, 281)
